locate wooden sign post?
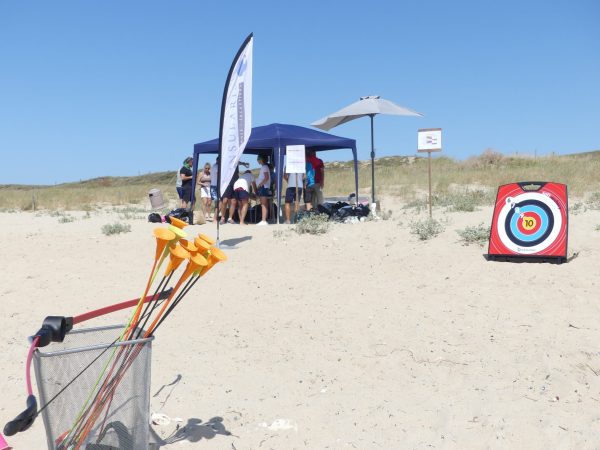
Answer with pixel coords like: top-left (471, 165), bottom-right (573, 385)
top-left (417, 128), bottom-right (442, 218)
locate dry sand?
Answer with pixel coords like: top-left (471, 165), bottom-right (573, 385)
top-left (1, 201), bottom-right (600, 449)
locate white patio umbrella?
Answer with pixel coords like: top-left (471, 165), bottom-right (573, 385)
top-left (312, 95), bottom-right (423, 204)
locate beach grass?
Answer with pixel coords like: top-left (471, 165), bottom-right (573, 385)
top-left (326, 150), bottom-right (600, 201)
top-left (2, 150), bottom-right (599, 211)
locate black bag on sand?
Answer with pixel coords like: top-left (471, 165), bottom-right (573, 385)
top-left (166, 208), bottom-right (191, 224)
top-left (317, 204), bottom-right (333, 218)
top-left (332, 206), bottom-right (353, 221)
top-left (355, 204), bottom-right (370, 217)
top-left (332, 204), bottom-right (370, 222)
top-left (148, 213), bottom-right (162, 223)
top-left (332, 201), bottom-right (349, 212)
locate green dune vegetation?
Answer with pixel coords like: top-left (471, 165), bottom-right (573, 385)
top-left (2, 149), bottom-right (600, 212)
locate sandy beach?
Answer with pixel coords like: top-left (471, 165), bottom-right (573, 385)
top-left (1, 201), bottom-right (600, 449)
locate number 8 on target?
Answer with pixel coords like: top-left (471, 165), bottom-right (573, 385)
top-left (488, 182), bottom-right (568, 263)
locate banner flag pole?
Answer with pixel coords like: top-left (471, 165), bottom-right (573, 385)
top-left (216, 32), bottom-right (254, 246)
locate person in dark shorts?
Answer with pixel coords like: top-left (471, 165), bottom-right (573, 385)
top-left (304, 157), bottom-right (316, 210)
top-left (214, 160), bottom-right (251, 224)
top-left (179, 157), bottom-right (194, 208)
top-left (255, 155), bottom-right (271, 226)
top-left (233, 170), bottom-right (254, 225)
top-left (306, 149), bottom-right (325, 206)
top-left (219, 166), bottom-right (238, 224)
top-left (283, 169), bottom-right (304, 224)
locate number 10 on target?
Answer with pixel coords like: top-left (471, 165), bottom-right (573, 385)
top-left (417, 128), bottom-right (442, 218)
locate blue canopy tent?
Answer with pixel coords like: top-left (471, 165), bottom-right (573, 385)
top-left (191, 123), bottom-right (359, 223)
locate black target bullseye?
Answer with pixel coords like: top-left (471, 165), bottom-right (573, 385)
top-left (504, 199), bottom-right (554, 247)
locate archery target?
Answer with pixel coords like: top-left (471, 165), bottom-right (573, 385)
top-left (488, 182), bottom-right (568, 259)
top-left (498, 192), bottom-right (561, 253)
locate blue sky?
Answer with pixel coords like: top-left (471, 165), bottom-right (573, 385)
top-left (1, 0), bottom-right (598, 184)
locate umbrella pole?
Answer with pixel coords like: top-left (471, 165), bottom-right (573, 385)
top-left (369, 114), bottom-right (376, 207)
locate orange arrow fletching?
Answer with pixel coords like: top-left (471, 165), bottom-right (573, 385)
top-left (182, 253), bottom-right (208, 279)
top-left (209, 246), bottom-right (227, 263)
top-left (153, 228), bottom-right (176, 260)
top-left (200, 246), bottom-right (227, 275)
top-left (179, 239), bottom-right (198, 255)
top-left (198, 234), bottom-right (216, 245)
top-left (193, 237), bottom-right (211, 255)
top-left (164, 245), bottom-right (190, 276)
top-left (191, 253), bottom-right (208, 268)
top-left (169, 216), bottom-right (188, 229)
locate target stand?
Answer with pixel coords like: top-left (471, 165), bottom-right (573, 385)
top-left (487, 182), bottom-right (568, 264)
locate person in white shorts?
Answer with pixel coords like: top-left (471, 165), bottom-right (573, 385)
top-left (198, 163), bottom-right (212, 220)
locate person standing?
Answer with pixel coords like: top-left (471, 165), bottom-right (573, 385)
top-left (210, 156), bottom-right (220, 221)
top-left (283, 168), bottom-right (304, 224)
top-left (198, 163), bottom-right (212, 220)
top-left (179, 157), bottom-right (194, 209)
top-left (304, 156), bottom-right (317, 211)
top-left (306, 149), bottom-right (325, 206)
top-left (175, 165), bottom-right (184, 208)
top-left (254, 155), bottom-right (271, 226)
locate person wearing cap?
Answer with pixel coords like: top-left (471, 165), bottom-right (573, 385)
top-left (179, 157), bottom-right (194, 209)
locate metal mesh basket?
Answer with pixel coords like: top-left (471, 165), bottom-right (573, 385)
top-left (33, 325), bottom-right (153, 450)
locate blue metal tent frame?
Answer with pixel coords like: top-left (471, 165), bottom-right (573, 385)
top-left (191, 123), bottom-right (359, 223)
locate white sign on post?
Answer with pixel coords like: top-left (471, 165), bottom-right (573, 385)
top-left (286, 145), bottom-right (306, 173)
top-left (417, 128), bottom-right (442, 152)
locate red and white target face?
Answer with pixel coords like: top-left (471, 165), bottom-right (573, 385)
top-left (496, 192), bottom-right (562, 254)
top-left (489, 182), bottom-right (568, 258)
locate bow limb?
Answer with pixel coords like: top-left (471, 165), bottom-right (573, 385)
top-left (3, 289), bottom-right (172, 437)
top-left (3, 336), bottom-right (39, 436)
top-left (72, 288), bottom-right (173, 325)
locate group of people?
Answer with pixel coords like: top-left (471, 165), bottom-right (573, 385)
top-left (176, 149), bottom-right (325, 225)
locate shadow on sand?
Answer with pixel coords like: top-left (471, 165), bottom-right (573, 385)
top-left (219, 235), bottom-right (252, 249)
top-left (483, 252), bottom-right (577, 264)
top-left (149, 416), bottom-right (232, 448)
